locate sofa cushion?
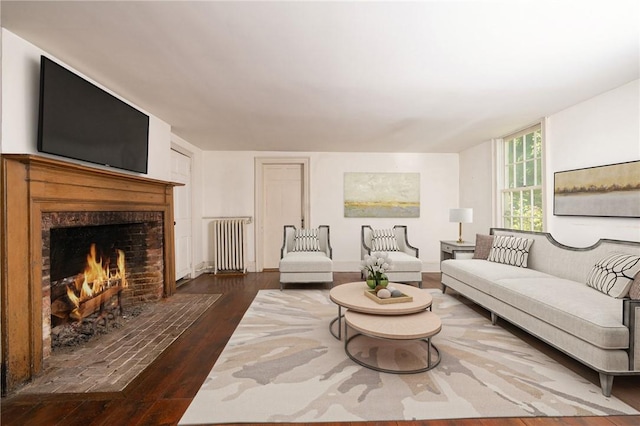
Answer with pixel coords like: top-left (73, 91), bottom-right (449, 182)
top-left (279, 251), bottom-right (332, 272)
top-left (586, 252), bottom-right (640, 298)
top-left (494, 276), bottom-right (627, 349)
top-left (371, 229), bottom-right (400, 251)
top-left (473, 234), bottom-right (495, 260)
top-left (442, 259), bottom-right (628, 349)
top-left (292, 228), bottom-right (321, 252)
top-left (386, 251), bottom-right (421, 271)
top-left (487, 235), bottom-right (534, 268)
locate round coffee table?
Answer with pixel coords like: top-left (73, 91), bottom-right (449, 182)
top-left (329, 282), bottom-right (432, 339)
top-left (344, 309), bottom-right (442, 374)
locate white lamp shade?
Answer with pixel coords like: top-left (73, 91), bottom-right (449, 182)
top-left (449, 208), bottom-right (473, 223)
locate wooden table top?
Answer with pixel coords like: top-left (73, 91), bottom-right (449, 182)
top-left (345, 309), bottom-right (442, 340)
top-left (329, 282), bottom-right (432, 315)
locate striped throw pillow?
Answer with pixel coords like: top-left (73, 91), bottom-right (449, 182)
top-left (371, 229), bottom-right (400, 251)
top-left (292, 228), bottom-right (321, 252)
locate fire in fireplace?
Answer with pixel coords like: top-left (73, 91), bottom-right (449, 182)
top-left (51, 242), bottom-right (127, 323)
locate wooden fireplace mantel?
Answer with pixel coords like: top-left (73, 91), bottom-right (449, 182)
top-left (0, 154), bottom-right (180, 394)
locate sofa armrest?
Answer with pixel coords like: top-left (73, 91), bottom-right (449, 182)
top-left (623, 298), bottom-right (640, 370)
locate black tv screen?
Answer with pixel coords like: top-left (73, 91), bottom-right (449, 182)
top-left (38, 56), bottom-right (149, 174)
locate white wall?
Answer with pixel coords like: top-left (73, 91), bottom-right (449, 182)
top-left (545, 80), bottom-right (640, 246)
top-left (202, 151), bottom-right (460, 272)
top-left (1, 29), bottom-right (172, 181)
top-left (459, 140), bottom-right (493, 239)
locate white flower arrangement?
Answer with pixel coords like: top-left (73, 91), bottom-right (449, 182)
top-left (361, 251), bottom-right (392, 282)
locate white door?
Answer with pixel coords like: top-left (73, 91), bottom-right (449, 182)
top-left (171, 149), bottom-right (192, 280)
top-left (263, 164), bottom-right (303, 269)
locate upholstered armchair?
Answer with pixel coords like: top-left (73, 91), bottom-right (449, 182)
top-left (279, 225), bottom-right (333, 290)
top-left (361, 225), bottom-right (422, 287)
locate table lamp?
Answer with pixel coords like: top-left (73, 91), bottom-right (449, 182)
top-left (449, 208), bottom-right (473, 243)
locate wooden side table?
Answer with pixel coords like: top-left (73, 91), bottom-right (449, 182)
top-left (440, 240), bottom-right (476, 262)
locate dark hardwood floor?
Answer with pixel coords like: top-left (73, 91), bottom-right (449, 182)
top-left (2, 272), bottom-right (639, 426)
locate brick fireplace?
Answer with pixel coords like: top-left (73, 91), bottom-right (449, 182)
top-left (43, 211), bottom-right (165, 357)
top-left (1, 155), bottom-right (178, 394)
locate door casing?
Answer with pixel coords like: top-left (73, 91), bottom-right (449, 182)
top-left (254, 157), bottom-right (310, 272)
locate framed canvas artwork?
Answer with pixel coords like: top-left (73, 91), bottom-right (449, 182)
top-left (554, 160), bottom-right (640, 218)
top-left (344, 172), bottom-right (420, 218)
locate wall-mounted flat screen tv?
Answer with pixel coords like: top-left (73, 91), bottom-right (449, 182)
top-left (38, 56), bottom-right (149, 174)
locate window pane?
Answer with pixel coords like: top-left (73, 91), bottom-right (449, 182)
top-left (508, 165), bottom-right (515, 188)
top-left (525, 160), bottom-right (535, 186)
top-left (534, 188), bottom-right (542, 206)
top-left (513, 191), bottom-right (521, 216)
top-left (533, 131), bottom-right (542, 158)
top-left (522, 190), bottom-right (531, 210)
top-left (503, 192), bottom-right (512, 214)
top-left (516, 162), bottom-right (524, 187)
top-left (515, 136), bottom-right (524, 162)
top-left (513, 216), bottom-right (522, 230)
top-left (525, 133), bottom-right (534, 160)
top-left (533, 189), bottom-right (543, 231)
top-left (506, 139), bottom-right (514, 164)
top-left (503, 216), bottom-right (512, 228)
top-left (535, 158), bottom-right (542, 185)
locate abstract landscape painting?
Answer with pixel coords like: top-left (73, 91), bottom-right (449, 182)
top-left (344, 172), bottom-right (420, 218)
top-left (554, 160), bottom-right (640, 217)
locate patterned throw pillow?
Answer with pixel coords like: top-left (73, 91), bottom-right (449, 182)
top-left (487, 235), bottom-right (534, 268)
top-left (586, 253), bottom-right (640, 298)
top-left (292, 228), bottom-right (321, 252)
top-left (629, 272), bottom-right (640, 300)
top-left (370, 229), bottom-right (400, 251)
top-left (473, 234), bottom-right (495, 260)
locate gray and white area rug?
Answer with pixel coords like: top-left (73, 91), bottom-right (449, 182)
top-left (180, 289), bottom-right (638, 424)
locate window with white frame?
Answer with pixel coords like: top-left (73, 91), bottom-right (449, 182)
top-left (500, 124), bottom-right (543, 231)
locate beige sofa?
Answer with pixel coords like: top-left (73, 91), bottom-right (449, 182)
top-left (441, 228), bottom-right (640, 396)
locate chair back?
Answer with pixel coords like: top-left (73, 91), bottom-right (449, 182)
top-left (361, 225), bottom-right (419, 258)
top-left (281, 225), bottom-right (332, 258)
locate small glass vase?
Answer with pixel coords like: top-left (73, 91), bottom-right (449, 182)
top-left (366, 274), bottom-right (388, 289)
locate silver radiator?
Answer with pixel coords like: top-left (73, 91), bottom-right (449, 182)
top-left (212, 218), bottom-right (251, 274)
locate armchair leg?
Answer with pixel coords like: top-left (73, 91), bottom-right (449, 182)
top-left (441, 284), bottom-right (447, 294)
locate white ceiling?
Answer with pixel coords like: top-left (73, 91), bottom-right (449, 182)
top-left (2, 1), bottom-right (638, 153)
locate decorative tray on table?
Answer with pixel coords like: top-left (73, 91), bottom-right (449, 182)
top-left (364, 290), bottom-right (413, 304)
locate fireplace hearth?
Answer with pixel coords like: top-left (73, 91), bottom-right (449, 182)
top-left (1, 154), bottom-right (179, 395)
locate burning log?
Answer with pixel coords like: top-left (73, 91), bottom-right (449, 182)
top-left (75, 285), bottom-right (122, 320)
top-left (51, 297), bottom-right (74, 319)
